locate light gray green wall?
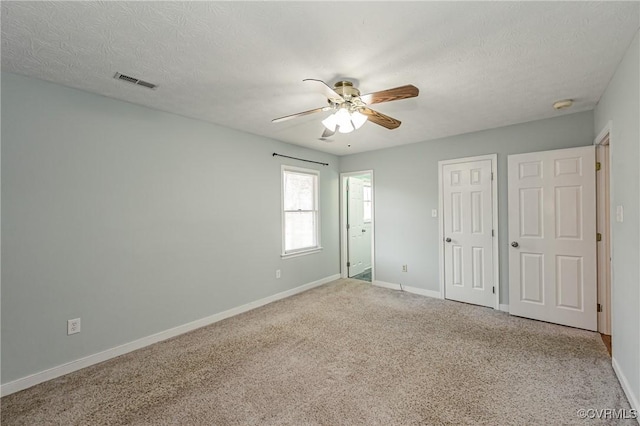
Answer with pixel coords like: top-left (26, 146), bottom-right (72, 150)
top-left (594, 30), bottom-right (639, 408)
top-left (340, 111), bottom-right (594, 304)
top-left (1, 72), bottom-right (340, 383)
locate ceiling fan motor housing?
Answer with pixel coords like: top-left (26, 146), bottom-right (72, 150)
top-left (333, 81), bottom-right (360, 99)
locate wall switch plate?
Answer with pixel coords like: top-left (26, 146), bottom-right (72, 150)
top-left (275, 269), bottom-right (281, 279)
top-left (616, 205), bottom-right (624, 222)
top-left (67, 318), bottom-right (81, 335)
top-left (402, 265), bottom-right (408, 272)
top-left (431, 209), bottom-right (438, 217)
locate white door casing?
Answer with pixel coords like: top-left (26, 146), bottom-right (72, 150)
top-left (596, 143), bottom-right (611, 335)
top-left (340, 171), bottom-right (375, 282)
top-left (508, 146), bottom-right (597, 331)
top-left (348, 177), bottom-right (366, 277)
top-left (442, 158), bottom-right (495, 308)
top-left (594, 122), bottom-right (612, 336)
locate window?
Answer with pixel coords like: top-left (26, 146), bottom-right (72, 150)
top-left (282, 166), bottom-right (320, 256)
top-left (363, 184), bottom-right (372, 223)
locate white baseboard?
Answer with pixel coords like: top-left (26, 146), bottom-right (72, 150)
top-left (373, 280), bottom-right (442, 299)
top-left (612, 357), bottom-right (640, 420)
top-left (375, 280), bottom-right (508, 312)
top-left (1, 273), bottom-right (341, 397)
top-left (372, 280), bottom-right (400, 291)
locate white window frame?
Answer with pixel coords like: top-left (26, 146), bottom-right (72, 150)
top-left (363, 182), bottom-right (372, 223)
top-left (281, 165), bottom-right (322, 258)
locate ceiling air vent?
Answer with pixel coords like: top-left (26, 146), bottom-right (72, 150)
top-left (113, 72), bottom-right (158, 90)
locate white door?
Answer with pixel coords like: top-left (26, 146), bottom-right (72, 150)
top-left (348, 177), bottom-right (366, 277)
top-left (508, 146), bottom-right (597, 331)
top-left (443, 159), bottom-right (495, 308)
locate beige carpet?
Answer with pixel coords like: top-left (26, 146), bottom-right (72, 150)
top-left (1, 279), bottom-right (632, 425)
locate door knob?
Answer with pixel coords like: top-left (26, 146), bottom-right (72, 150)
top-left (445, 237), bottom-right (452, 243)
top-left (362, 229), bottom-right (366, 233)
top-left (511, 241), bottom-right (519, 248)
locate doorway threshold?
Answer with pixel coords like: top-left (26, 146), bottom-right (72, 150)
top-left (351, 270), bottom-right (372, 282)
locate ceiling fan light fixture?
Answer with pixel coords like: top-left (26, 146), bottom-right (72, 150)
top-left (335, 108), bottom-right (355, 133)
top-left (322, 113), bottom-right (338, 132)
top-left (338, 124), bottom-right (354, 134)
top-left (351, 110), bottom-right (368, 129)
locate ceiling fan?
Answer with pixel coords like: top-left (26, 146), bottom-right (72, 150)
top-left (272, 79), bottom-right (419, 139)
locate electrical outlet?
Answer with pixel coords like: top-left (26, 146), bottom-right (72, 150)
top-left (402, 265), bottom-right (408, 272)
top-left (616, 205), bottom-right (624, 222)
top-left (67, 318), bottom-right (81, 335)
top-left (275, 269), bottom-right (281, 279)
top-left (431, 209), bottom-right (438, 218)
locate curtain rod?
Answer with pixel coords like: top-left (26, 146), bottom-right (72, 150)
top-left (272, 153), bottom-right (329, 166)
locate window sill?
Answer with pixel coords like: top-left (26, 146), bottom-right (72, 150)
top-left (281, 247), bottom-right (323, 259)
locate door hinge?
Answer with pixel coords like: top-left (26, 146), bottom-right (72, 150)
top-left (597, 233), bottom-right (602, 242)
top-left (492, 229), bottom-right (495, 237)
top-left (597, 303), bottom-right (602, 312)
top-left (347, 262), bottom-right (351, 267)
top-left (347, 224), bottom-right (350, 230)
top-left (596, 162), bottom-right (601, 171)
top-left (492, 286), bottom-right (495, 294)
top-left (491, 172), bottom-right (494, 180)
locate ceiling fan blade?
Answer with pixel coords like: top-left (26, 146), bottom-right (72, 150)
top-left (360, 107), bottom-right (402, 129)
top-left (360, 85), bottom-right (419, 105)
top-left (272, 106), bottom-right (330, 123)
top-left (303, 79), bottom-right (344, 102)
top-left (321, 127), bottom-right (335, 138)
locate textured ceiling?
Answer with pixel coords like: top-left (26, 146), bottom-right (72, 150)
top-left (2, 2), bottom-right (639, 156)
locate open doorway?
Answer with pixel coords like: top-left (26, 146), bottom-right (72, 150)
top-left (595, 123), bottom-right (612, 340)
top-left (340, 171), bottom-right (374, 282)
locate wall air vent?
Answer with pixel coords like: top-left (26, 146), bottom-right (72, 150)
top-left (113, 72), bottom-right (158, 90)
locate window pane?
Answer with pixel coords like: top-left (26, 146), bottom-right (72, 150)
top-left (363, 201), bottom-right (372, 222)
top-left (285, 212), bottom-right (316, 251)
top-left (363, 185), bottom-right (372, 222)
top-left (284, 172), bottom-right (315, 211)
top-left (363, 186), bottom-right (372, 202)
